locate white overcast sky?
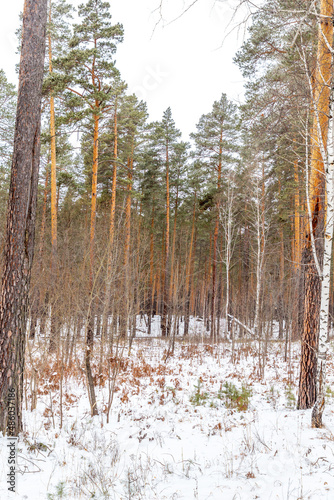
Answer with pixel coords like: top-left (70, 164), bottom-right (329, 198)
top-left (1, 0), bottom-right (248, 139)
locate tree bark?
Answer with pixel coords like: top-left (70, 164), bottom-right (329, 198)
top-left (120, 149), bottom-right (133, 338)
top-left (311, 81), bottom-right (334, 428)
top-left (0, 0), bottom-right (47, 435)
top-left (298, 0), bottom-right (333, 408)
top-left (49, 3), bottom-right (58, 352)
top-left (85, 111), bottom-right (99, 416)
top-left (184, 195), bottom-right (196, 336)
top-left (101, 107), bottom-right (118, 341)
top-left (161, 140), bottom-right (170, 336)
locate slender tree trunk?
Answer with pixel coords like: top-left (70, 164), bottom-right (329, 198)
top-left (120, 149), bottom-right (133, 338)
top-left (206, 234), bottom-right (213, 332)
top-left (278, 179), bottom-right (285, 339)
top-left (242, 222), bottom-right (250, 333)
top-left (148, 201), bottom-right (155, 334)
top-left (168, 186), bottom-right (179, 333)
top-left (190, 230), bottom-right (197, 317)
top-left (86, 111), bottom-right (99, 416)
top-left (294, 157), bottom-right (300, 270)
top-left (223, 178), bottom-right (234, 336)
top-left (161, 140), bottom-right (170, 336)
top-left (211, 216), bottom-right (219, 339)
top-left (278, 224), bottom-right (285, 339)
top-left (291, 160), bottom-right (302, 341)
top-left (40, 167), bottom-right (49, 257)
top-left (102, 108), bottom-right (118, 340)
top-left (211, 129), bottom-right (223, 339)
top-left (0, 0), bottom-right (47, 435)
top-left (133, 201), bottom-right (142, 334)
top-left (254, 175), bottom-right (265, 338)
top-left (184, 194), bottom-right (196, 336)
top-left (254, 170), bottom-right (266, 376)
top-left (49, 6), bottom-right (58, 352)
top-left (30, 168), bottom-right (49, 339)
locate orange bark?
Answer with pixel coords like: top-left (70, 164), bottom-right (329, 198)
top-left (89, 112), bottom-right (99, 285)
top-left (309, 0), bottom-right (333, 215)
top-left (298, 0), bottom-right (333, 410)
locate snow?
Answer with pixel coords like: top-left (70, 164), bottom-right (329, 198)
top-left (1, 322), bottom-right (334, 499)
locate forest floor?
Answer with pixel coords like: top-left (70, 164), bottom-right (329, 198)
top-left (1, 318), bottom-right (334, 499)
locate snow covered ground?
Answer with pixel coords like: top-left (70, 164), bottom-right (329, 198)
top-left (1, 327), bottom-right (334, 499)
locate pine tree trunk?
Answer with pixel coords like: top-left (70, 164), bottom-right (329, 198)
top-left (85, 111), bottom-right (99, 416)
top-left (298, 0), bottom-right (333, 408)
top-left (311, 83), bottom-right (334, 427)
top-left (211, 216), bottom-right (219, 339)
top-left (184, 196), bottom-right (196, 336)
top-left (161, 140), bottom-right (170, 336)
top-left (148, 202), bottom-right (155, 334)
top-left (120, 151), bottom-right (133, 338)
top-left (102, 109), bottom-right (118, 340)
top-left (49, 6), bottom-right (58, 352)
top-left (211, 129), bottom-right (223, 339)
top-left (0, 0), bottom-right (47, 435)
top-left (168, 188), bottom-right (179, 334)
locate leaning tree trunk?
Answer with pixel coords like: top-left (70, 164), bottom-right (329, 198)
top-left (0, 0), bottom-right (47, 435)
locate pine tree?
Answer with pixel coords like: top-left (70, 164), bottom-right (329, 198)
top-left (298, 0), bottom-right (333, 410)
top-left (150, 108), bottom-right (182, 336)
top-left (138, 146), bottom-right (163, 333)
top-left (0, 0), bottom-right (47, 435)
top-left (117, 95), bottom-right (148, 340)
top-left (54, 0), bottom-right (123, 415)
top-left (47, 0), bottom-right (74, 353)
top-left (191, 93), bottom-right (238, 339)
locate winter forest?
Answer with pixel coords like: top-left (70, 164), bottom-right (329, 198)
top-left (1, 0), bottom-right (334, 498)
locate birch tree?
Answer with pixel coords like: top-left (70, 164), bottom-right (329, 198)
top-left (219, 172), bottom-right (237, 336)
top-left (297, 0), bottom-right (333, 410)
top-left (311, 82), bottom-right (334, 428)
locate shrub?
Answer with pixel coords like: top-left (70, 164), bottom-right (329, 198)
top-left (218, 382), bottom-right (252, 411)
top-left (190, 379), bottom-right (209, 406)
top-left (284, 384), bottom-right (296, 408)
